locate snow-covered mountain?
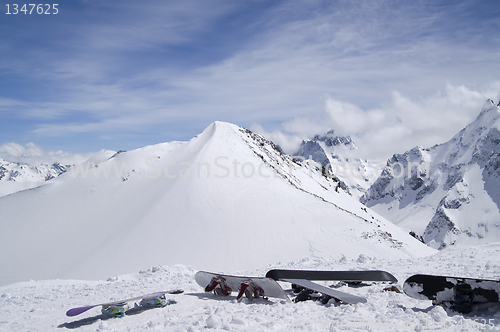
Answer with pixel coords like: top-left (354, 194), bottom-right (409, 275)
top-left (361, 99), bottom-right (500, 249)
top-left (293, 130), bottom-right (379, 199)
top-left (0, 158), bottom-right (70, 197)
top-left (0, 121), bottom-right (434, 286)
top-left (0, 158), bottom-right (68, 182)
top-left (294, 130), bottom-right (357, 169)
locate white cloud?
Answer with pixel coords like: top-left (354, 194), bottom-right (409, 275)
top-left (324, 99), bottom-right (369, 135)
top-left (250, 124), bottom-right (304, 154)
top-left (254, 82), bottom-right (500, 160)
top-left (0, 142), bottom-right (94, 166)
top-left (2, 0), bottom-right (500, 155)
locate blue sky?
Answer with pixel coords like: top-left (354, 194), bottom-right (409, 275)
top-left (1, 0), bottom-right (500, 163)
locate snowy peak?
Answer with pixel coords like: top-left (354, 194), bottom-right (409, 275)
top-left (295, 130), bottom-right (357, 164)
top-left (0, 121), bottom-right (433, 286)
top-left (479, 99), bottom-right (500, 128)
top-left (293, 130), bottom-right (376, 199)
top-left (362, 99), bottom-right (500, 249)
top-left (483, 98), bottom-right (499, 111)
top-left (311, 130), bottom-right (358, 150)
top-left (84, 149), bottom-right (118, 164)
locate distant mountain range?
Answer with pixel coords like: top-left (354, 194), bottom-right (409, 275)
top-left (0, 159), bottom-right (70, 197)
top-left (0, 158), bottom-right (68, 182)
top-left (1, 98), bottom-right (499, 278)
top-left (290, 99), bottom-right (500, 249)
top-left (361, 99), bottom-right (500, 249)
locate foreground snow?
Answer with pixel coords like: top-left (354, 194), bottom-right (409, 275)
top-left (1, 245), bottom-right (500, 332)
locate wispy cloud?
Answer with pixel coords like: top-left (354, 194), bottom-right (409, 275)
top-left (1, 0), bottom-right (499, 158)
top-left (0, 142), bottom-right (93, 165)
top-left (256, 82), bottom-right (500, 159)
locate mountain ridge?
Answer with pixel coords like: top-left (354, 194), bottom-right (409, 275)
top-left (361, 99), bottom-right (500, 249)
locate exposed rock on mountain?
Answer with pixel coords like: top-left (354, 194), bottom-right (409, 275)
top-left (362, 100), bottom-right (500, 249)
top-left (293, 130), bottom-right (378, 199)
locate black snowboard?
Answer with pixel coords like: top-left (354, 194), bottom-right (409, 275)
top-left (266, 269), bottom-right (397, 283)
top-left (403, 274), bottom-right (500, 313)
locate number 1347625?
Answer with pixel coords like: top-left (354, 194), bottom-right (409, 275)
top-left (6, 4), bottom-right (58, 15)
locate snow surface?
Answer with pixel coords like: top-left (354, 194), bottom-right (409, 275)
top-left (0, 181), bottom-right (45, 198)
top-left (1, 244), bottom-right (500, 332)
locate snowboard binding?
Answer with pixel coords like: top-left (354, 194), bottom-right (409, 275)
top-left (292, 283), bottom-right (313, 302)
top-left (139, 294), bottom-right (176, 308)
top-left (293, 288), bottom-right (314, 303)
top-left (205, 276), bottom-right (232, 296)
top-left (451, 283), bottom-right (474, 314)
top-left (237, 281), bottom-right (265, 302)
top-left (101, 302), bottom-right (130, 317)
top-left (431, 282), bottom-right (474, 314)
top-left (292, 284), bottom-right (338, 305)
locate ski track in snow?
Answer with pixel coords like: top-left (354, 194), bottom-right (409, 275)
top-left (1, 245), bottom-right (500, 332)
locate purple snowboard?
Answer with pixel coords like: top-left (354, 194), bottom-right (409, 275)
top-left (66, 289), bottom-right (183, 317)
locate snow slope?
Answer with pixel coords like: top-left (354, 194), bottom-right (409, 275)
top-left (0, 122), bottom-right (433, 287)
top-left (362, 100), bottom-right (500, 249)
top-left (1, 244), bottom-right (499, 332)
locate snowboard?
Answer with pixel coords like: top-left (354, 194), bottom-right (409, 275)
top-left (66, 289), bottom-right (184, 317)
top-left (283, 278), bottom-right (367, 304)
top-left (195, 271), bottom-right (289, 301)
top-left (403, 274), bottom-right (500, 313)
top-left (266, 269), bottom-right (397, 283)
